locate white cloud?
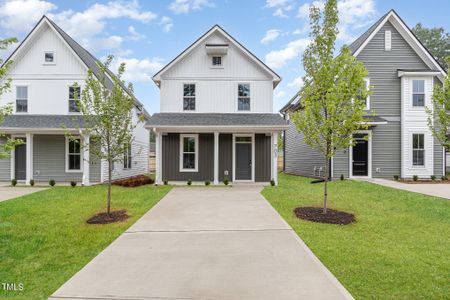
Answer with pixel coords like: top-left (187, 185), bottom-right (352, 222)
top-left (265, 0), bottom-right (289, 8)
top-left (169, 0), bottom-right (214, 14)
top-left (0, 0), bottom-right (56, 32)
top-left (261, 29), bottom-right (281, 44)
top-left (265, 38), bottom-right (310, 69)
top-left (98, 35), bottom-right (123, 49)
top-left (110, 57), bottom-right (165, 82)
top-left (274, 90), bottom-right (286, 99)
top-left (128, 26), bottom-right (145, 41)
top-left (287, 75), bottom-right (304, 89)
top-left (265, 0), bottom-right (294, 18)
top-left (159, 16), bottom-right (173, 32)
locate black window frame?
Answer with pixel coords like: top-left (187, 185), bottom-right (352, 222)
top-left (212, 56), bottom-right (222, 66)
top-left (238, 83), bottom-right (250, 111)
top-left (183, 83), bottom-right (196, 111)
top-left (16, 86), bottom-right (28, 113)
top-left (412, 80), bottom-right (425, 107)
top-left (412, 133), bottom-right (425, 166)
top-left (69, 86), bottom-right (81, 113)
top-left (68, 138), bottom-right (81, 171)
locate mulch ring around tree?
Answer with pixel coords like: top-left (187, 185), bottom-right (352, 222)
top-left (294, 207), bottom-right (355, 225)
top-left (87, 209), bottom-right (129, 224)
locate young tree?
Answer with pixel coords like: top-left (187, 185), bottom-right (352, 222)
top-left (412, 23), bottom-right (450, 70)
top-left (290, 0), bottom-right (370, 213)
top-left (426, 57), bottom-right (450, 154)
top-left (71, 55), bottom-right (142, 216)
top-left (0, 38), bottom-right (22, 159)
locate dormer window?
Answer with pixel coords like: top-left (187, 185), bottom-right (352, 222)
top-left (212, 56), bottom-right (222, 66)
top-left (44, 51), bottom-right (55, 64)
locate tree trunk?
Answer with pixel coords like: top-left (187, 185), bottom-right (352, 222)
top-left (107, 158), bottom-right (112, 216)
top-left (323, 156), bottom-right (329, 214)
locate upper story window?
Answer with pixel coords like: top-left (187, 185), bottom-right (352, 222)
top-left (67, 138), bottom-right (81, 171)
top-left (384, 30), bottom-right (391, 51)
top-left (360, 78), bottom-right (370, 110)
top-left (412, 133), bottom-right (425, 166)
top-left (123, 144), bottom-right (132, 169)
top-left (212, 56), bottom-right (222, 67)
top-left (69, 86), bottom-right (81, 113)
top-left (238, 83), bottom-right (250, 111)
top-left (183, 84), bottom-right (195, 111)
top-left (44, 51), bottom-right (55, 64)
top-left (16, 86), bottom-right (28, 113)
top-left (412, 80), bottom-right (425, 107)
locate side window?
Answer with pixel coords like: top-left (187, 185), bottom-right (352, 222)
top-left (238, 84), bottom-right (250, 111)
top-left (412, 134), bottom-right (425, 166)
top-left (412, 80), bottom-right (425, 107)
top-left (183, 84), bottom-right (195, 111)
top-left (44, 51), bottom-right (55, 64)
top-left (361, 78), bottom-right (370, 110)
top-left (69, 86), bottom-right (81, 113)
top-left (16, 86), bottom-right (28, 113)
top-left (67, 138), bottom-right (81, 171)
top-left (123, 144), bottom-right (132, 169)
top-left (212, 56), bottom-right (222, 67)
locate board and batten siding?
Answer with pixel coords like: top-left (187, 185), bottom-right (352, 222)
top-left (255, 134), bottom-right (271, 182)
top-left (0, 137), bottom-right (11, 181)
top-left (219, 134), bottom-right (232, 181)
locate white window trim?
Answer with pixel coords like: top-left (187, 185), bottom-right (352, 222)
top-left (68, 84), bottom-right (82, 114)
top-left (411, 78), bottom-right (426, 109)
top-left (411, 133), bottom-right (426, 168)
top-left (179, 134), bottom-right (199, 172)
top-left (232, 133), bottom-right (255, 182)
top-left (237, 83), bottom-right (251, 112)
top-left (123, 144), bottom-right (132, 170)
top-left (43, 50), bottom-right (56, 65)
top-left (384, 30), bottom-right (391, 51)
top-left (65, 136), bottom-right (83, 173)
top-left (210, 55), bottom-right (224, 69)
top-left (348, 130), bottom-right (372, 179)
top-left (363, 78), bottom-right (370, 110)
top-left (15, 84), bottom-right (29, 114)
top-left (182, 83), bottom-right (196, 111)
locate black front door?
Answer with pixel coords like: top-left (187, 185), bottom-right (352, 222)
top-left (235, 143), bottom-right (252, 180)
top-left (15, 142), bottom-right (26, 180)
top-left (352, 134), bottom-right (368, 176)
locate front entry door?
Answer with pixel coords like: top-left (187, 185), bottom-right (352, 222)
top-left (235, 137), bottom-right (252, 180)
top-left (15, 141), bottom-right (26, 180)
top-left (352, 134), bottom-right (368, 176)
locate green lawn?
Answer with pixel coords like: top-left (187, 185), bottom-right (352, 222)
top-left (262, 173), bottom-right (450, 300)
top-left (0, 184), bottom-right (171, 299)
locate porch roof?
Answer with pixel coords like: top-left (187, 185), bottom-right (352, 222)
top-left (146, 113), bottom-right (289, 129)
top-left (0, 115), bottom-right (84, 130)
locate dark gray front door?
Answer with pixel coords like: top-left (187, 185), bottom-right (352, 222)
top-left (235, 143), bottom-right (252, 180)
top-left (15, 142), bottom-right (26, 180)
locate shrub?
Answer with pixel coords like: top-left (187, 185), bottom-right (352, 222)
top-left (205, 180), bottom-right (210, 186)
top-left (11, 179), bottom-right (17, 187)
top-left (112, 175), bottom-right (154, 187)
top-left (49, 179), bottom-right (56, 187)
top-left (223, 178), bottom-right (229, 185)
top-left (29, 179), bottom-right (35, 186)
top-left (187, 179), bottom-right (192, 186)
top-left (393, 175), bottom-right (399, 181)
top-left (340, 174), bottom-right (344, 181)
top-left (412, 175), bottom-right (418, 182)
top-left (70, 181), bottom-right (77, 187)
top-left (441, 175), bottom-right (448, 181)
top-left (430, 175), bottom-right (436, 181)
top-left (163, 180), bottom-right (168, 185)
top-left (270, 179), bottom-right (275, 186)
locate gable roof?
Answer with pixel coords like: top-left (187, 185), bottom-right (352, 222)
top-left (2, 15), bottom-right (149, 119)
top-left (152, 24), bottom-right (281, 87)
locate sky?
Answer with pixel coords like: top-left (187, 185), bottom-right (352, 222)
top-left (0, 0), bottom-right (449, 114)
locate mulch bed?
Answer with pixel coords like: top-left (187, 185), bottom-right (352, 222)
top-left (86, 209), bottom-right (129, 224)
top-left (294, 207), bottom-right (355, 225)
top-left (112, 175), bottom-right (154, 187)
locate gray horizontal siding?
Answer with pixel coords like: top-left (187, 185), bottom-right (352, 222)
top-left (284, 121), bottom-right (325, 178)
top-left (255, 134), bottom-right (271, 182)
top-left (434, 137), bottom-right (444, 177)
top-left (89, 140), bottom-right (101, 182)
top-left (372, 122), bottom-right (401, 178)
top-left (333, 150), bottom-right (349, 179)
top-left (0, 137), bottom-right (11, 181)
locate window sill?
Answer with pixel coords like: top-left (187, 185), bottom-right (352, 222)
top-left (65, 170), bottom-right (83, 173)
top-left (180, 169), bottom-right (198, 173)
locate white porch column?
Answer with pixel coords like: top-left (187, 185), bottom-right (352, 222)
top-left (155, 130), bottom-right (162, 185)
top-left (214, 132), bottom-right (219, 185)
top-left (82, 135), bottom-right (90, 186)
top-left (25, 133), bottom-right (33, 185)
top-left (272, 132), bottom-right (278, 186)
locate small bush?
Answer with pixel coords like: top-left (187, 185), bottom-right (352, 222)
top-left (205, 180), bottom-right (211, 186)
top-left (393, 175), bottom-right (399, 181)
top-left (412, 175), bottom-right (418, 182)
top-left (270, 179), bottom-right (275, 186)
top-left (441, 175), bottom-right (448, 181)
top-left (340, 174), bottom-right (344, 181)
top-left (49, 179), bottom-right (56, 187)
top-left (11, 179), bottom-right (17, 187)
top-left (430, 175), bottom-right (436, 181)
top-left (70, 181), bottom-right (77, 187)
top-left (187, 179), bottom-right (192, 186)
top-left (29, 179), bottom-right (35, 186)
top-left (223, 178), bottom-right (229, 185)
top-left (163, 180), bottom-right (168, 185)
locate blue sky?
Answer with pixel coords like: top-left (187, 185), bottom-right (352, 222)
top-left (0, 0), bottom-right (449, 113)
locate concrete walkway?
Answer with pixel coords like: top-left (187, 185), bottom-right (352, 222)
top-left (364, 178), bottom-right (450, 200)
top-left (50, 186), bottom-right (353, 300)
top-left (0, 187), bottom-right (47, 202)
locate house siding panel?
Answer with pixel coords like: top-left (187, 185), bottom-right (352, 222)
top-left (0, 137), bottom-right (11, 181)
top-left (219, 133), bottom-right (232, 181)
top-left (333, 151), bottom-right (349, 179)
top-left (255, 134), bottom-right (271, 182)
top-left (371, 122), bottom-right (401, 178)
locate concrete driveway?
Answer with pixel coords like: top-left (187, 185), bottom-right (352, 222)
top-left (50, 186), bottom-right (353, 300)
top-left (0, 186), bottom-right (47, 202)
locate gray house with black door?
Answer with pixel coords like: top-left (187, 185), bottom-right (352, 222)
top-left (281, 10), bottom-right (447, 180)
top-left (146, 25), bottom-right (288, 185)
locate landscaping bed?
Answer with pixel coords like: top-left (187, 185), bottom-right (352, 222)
top-left (87, 209), bottom-right (129, 224)
top-left (293, 207), bottom-right (355, 225)
top-left (112, 175), bottom-right (154, 187)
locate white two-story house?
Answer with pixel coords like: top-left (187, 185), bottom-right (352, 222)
top-left (146, 25), bottom-right (288, 185)
top-left (0, 16), bottom-right (149, 185)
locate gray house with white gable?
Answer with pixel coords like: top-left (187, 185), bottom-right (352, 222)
top-left (281, 10), bottom-right (447, 180)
